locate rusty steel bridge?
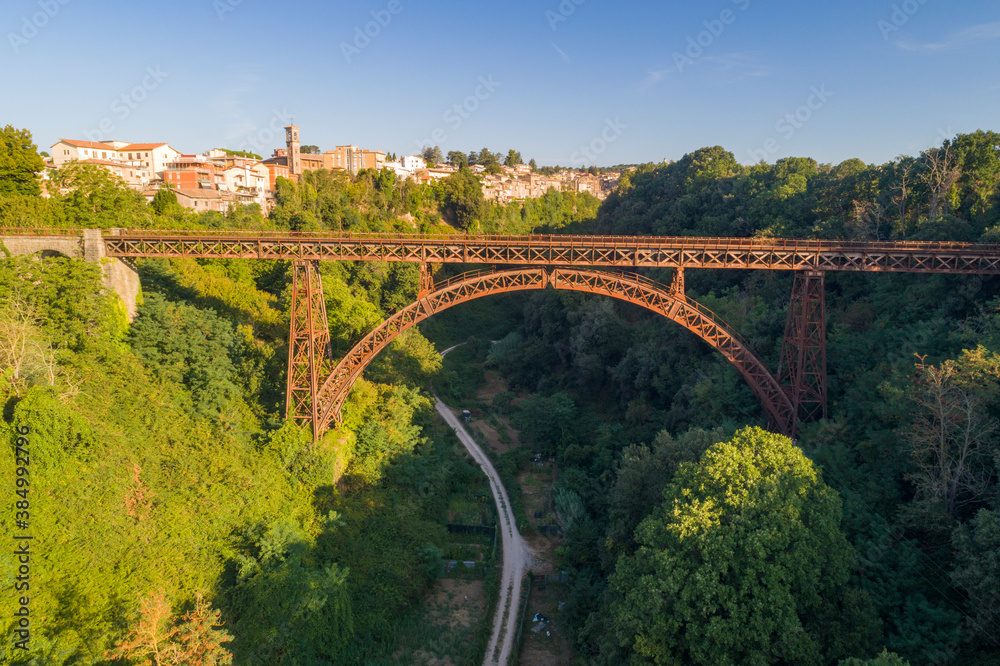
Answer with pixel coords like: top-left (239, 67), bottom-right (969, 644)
top-left (11, 227), bottom-right (1000, 439)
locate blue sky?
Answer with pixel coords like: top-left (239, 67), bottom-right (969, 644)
top-left (2, 0), bottom-right (998, 167)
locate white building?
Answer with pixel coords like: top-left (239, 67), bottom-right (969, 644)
top-left (383, 161), bottom-right (413, 180)
top-left (116, 143), bottom-right (180, 180)
top-left (51, 139), bottom-right (119, 166)
top-left (50, 139), bottom-right (180, 181)
top-left (401, 155), bottom-right (426, 171)
top-left (221, 162), bottom-right (270, 208)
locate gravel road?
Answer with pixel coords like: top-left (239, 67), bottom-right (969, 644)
top-left (435, 398), bottom-right (530, 666)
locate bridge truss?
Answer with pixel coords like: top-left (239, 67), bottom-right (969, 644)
top-left (96, 230), bottom-right (1000, 274)
top-left (287, 263), bottom-right (798, 438)
top-left (10, 227), bottom-right (999, 439)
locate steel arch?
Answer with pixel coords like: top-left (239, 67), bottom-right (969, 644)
top-left (313, 266), bottom-right (795, 436)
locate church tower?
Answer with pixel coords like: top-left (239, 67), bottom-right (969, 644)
top-left (285, 124), bottom-right (301, 175)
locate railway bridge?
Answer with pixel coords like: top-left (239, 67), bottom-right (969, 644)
top-left (5, 227), bottom-right (1000, 438)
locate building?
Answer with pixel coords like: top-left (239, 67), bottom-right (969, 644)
top-left (79, 159), bottom-right (151, 188)
top-left (285, 124), bottom-right (301, 176)
top-left (51, 139), bottom-right (119, 165)
top-left (401, 155), bottom-right (426, 171)
top-left (163, 155), bottom-right (221, 191)
top-left (50, 139), bottom-right (180, 181)
top-left (221, 162), bottom-right (270, 208)
top-left (171, 188), bottom-right (237, 213)
top-left (301, 152), bottom-right (324, 172)
top-left (324, 145), bottom-right (386, 176)
top-left (262, 160), bottom-right (292, 190)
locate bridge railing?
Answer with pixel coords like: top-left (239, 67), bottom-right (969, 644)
top-left (105, 229), bottom-right (1000, 253)
top-left (3, 227), bottom-right (1000, 254)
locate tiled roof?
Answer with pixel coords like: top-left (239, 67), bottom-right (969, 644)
top-left (120, 143), bottom-right (171, 151)
top-left (173, 188), bottom-right (235, 200)
top-left (58, 139), bottom-right (114, 150)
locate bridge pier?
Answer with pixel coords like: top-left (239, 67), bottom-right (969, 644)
top-left (285, 260), bottom-right (334, 440)
top-left (778, 271), bottom-right (828, 436)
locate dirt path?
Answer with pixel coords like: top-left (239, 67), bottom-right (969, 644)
top-left (435, 398), bottom-right (530, 666)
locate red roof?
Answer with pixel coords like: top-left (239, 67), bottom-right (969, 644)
top-left (58, 138), bottom-right (113, 150)
top-left (120, 143), bottom-right (171, 151)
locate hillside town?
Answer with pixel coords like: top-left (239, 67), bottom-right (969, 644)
top-left (45, 124), bottom-right (622, 215)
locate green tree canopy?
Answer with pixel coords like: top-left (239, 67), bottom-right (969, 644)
top-left (0, 125), bottom-right (45, 196)
top-left (52, 161), bottom-right (153, 227)
top-left (504, 149), bottom-right (522, 167)
top-left (437, 167), bottom-right (485, 230)
top-left (447, 150), bottom-right (468, 167)
top-left (421, 145), bottom-right (443, 165)
top-left (610, 427), bottom-right (858, 665)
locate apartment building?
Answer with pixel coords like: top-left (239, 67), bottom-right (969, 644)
top-left (324, 145), bottom-right (386, 176)
top-left (51, 139), bottom-right (180, 180)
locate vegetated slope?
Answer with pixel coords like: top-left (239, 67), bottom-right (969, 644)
top-left (0, 252), bottom-right (481, 664)
top-left (443, 135), bottom-right (1000, 665)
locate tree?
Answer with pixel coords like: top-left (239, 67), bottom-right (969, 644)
top-left (108, 590), bottom-right (233, 665)
top-left (604, 429), bottom-right (724, 562)
top-left (610, 427), bottom-right (857, 664)
top-left (529, 158), bottom-right (537, 170)
top-left (504, 149), bottom-right (522, 167)
top-left (151, 188), bottom-right (179, 216)
top-left (951, 508), bottom-right (1000, 645)
top-left (0, 289), bottom-right (57, 396)
top-left (0, 125), bottom-right (45, 196)
top-left (218, 148), bottom-right (262, 160)
top-left (438, 167), bottom-right (485, 230)
top-left (300, 144), bottom-right (321, 155)
top-left (904, 347), bottom-right (1000, 519)
top-left (128, 293), bottom-right (239, 419)
top-left (840, 650), bottom-right (910, 665)
top-left (228, 518), bottom-right (353, 663)
top-left (919, 143), bottom-right (962, 219)
top-left (447, 150), bottom-right (468, 168)
top-left (421, 145), bottom-right (443, 165)
top-left (479, 147), bottom-right (499, 168)
top-left (891, 156), bottom-right (915, 238)
top-left (52, 161), bottom-right (153, 227)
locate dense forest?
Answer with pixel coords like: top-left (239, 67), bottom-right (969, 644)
top-left (3, 125), bottom-right (1000, 664)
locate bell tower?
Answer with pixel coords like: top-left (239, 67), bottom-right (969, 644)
top-left (285, 124), bottom-right (301, 175)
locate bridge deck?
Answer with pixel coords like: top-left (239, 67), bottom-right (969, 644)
top-left (5, 228), bottom-right (1000, 273)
